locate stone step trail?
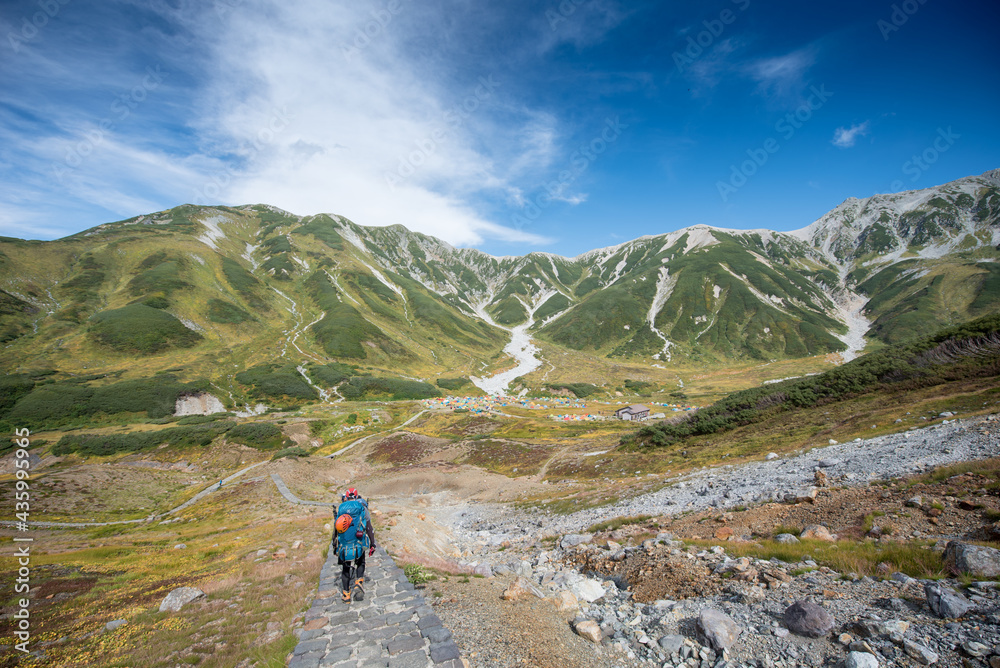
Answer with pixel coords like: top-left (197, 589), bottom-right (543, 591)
top-left (288, 546), bottom-right (463, 668)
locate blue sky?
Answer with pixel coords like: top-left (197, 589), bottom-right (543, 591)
top-left (1, 0), bottom-right (998, 257)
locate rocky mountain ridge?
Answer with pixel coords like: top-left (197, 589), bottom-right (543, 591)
top-left (0, 170), bottom-right (998, 389)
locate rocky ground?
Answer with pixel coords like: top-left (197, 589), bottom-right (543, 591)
top-left (410, 413), bottom-right (1000, 667)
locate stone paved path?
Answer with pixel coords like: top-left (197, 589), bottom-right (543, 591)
top-left (288, 545), bottom-right (464, 668)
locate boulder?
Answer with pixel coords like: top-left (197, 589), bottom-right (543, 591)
top-left (906, 496), bottom-right (923, 508)
top-left (551, 590), bottom-right (578, 612)
top-left (924, 582), bottom-right (972, 619)
top-left (473, 563), bottom-right (493, 578)
top-left (501, 577), bottom-right (544, 601)
top-left (904, 639), bottom-right (939, 665)
top-left (573, 620), bottom-right (602, 643)
top-left (696, 608), bottom-right (742, 651)
top-left (944, 541), bottom-right (1000, 577)
top-left (658, 634), bottom-right (685, 655)
top-left (159, 586), bottom-right (205, 613)
top-left (800, 525), bottom-right (836, 541)
top-left (570, 578), bottom-right (606, 603)
top-left (775, 533), bottom-right (800, 544)
top-left (560, 533), bottom-right (593, 549)
top-left (783, 600), bottom-right (835, 638)
top-left (841, 651), bottom-right (879, 668)
top-left (105, 619), bottom-right (127, 631)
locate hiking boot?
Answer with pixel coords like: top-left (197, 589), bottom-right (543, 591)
top-left (353, 578), bottom-right (365, 601)
top-left (341, 590), bottom-right (351, 604)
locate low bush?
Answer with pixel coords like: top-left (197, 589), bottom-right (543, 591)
top-left (339, 376), bottom-right (439, 401)
top-left (235, 364), bottom-right (317, 401)
top-left (547, 382), bottom-right (599, 398)
top-left (271, 446), bottom-right (309, 460)
top-left (435, 377), bottom-right (469, 391)
top-left (226, 422), bottom-right (289, 450)
top-left (53, 419), bottom-right (290, 456)
top-left (52, 423), bottom-right (230, 457)
top-left (627, 314), bottom-right (1000, 448)
top-left (308, 363), bottom-right (355, 387)
top-left (587, 514), bottom-right (653, 534)
top-left (2, 373), bottom-right (208, 429)
top-left (207, 299), bottom-right (254, 324)
top-left (89, 304), bottom-right (202, 354)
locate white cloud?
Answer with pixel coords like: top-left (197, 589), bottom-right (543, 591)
top-left (174, 0), bottom-right (555, 247)
top-left (747, 47), bottom-right (817, 101)
top-left (831, 121), bottom-right (871, 148)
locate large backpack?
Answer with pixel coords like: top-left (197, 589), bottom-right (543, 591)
top-left (334, 498), bottom-right (370, 562)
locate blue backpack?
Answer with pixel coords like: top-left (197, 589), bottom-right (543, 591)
top-left (335, 498), bottom-right (370, 562)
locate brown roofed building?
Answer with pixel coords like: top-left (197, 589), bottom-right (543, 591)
top-left (614, 404), bottom-right (650, 421)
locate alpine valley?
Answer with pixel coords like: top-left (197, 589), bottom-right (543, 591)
top-left (1, 168), bottom-right (999, 406)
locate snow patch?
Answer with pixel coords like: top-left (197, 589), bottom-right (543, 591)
top-left (197, 214), bottom-right (230, 250)
top-left (647, 267), bottom-right (677, 361)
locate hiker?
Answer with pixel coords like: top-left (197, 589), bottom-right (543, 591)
top-left (331, 487), bottom-right (376, 603)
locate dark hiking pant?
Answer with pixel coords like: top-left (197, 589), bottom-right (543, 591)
top-left (341, 552), bottom-right (366, 591)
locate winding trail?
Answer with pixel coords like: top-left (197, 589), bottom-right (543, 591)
top-left (324, 410), bottom-right (428, 459)
top-left (4, 461), bottom-right (268, 529)
top-left (270, 473), bottom-right (331, 506)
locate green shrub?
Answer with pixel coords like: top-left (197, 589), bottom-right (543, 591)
top-left (339, 376), bottom-right (439, 401)
top-left (624, 379), bottom-right (653, 394)
top-left (221, 257), bottom-right (268, 310)
top-left (262, 253), bottom-right (296, 280)
top-left (547, 383), bottom-right (598, 398)
top-left (235, 364), bottom-right (318, 401)
top-left (142, 296), bottom-right (170, 309)
top-left (291, 216), bottom-right (344, 250)
top-left (207, 299), bottom-right (254, 324)
top-left (271, 446), bottom-right (309, 460)
top-left (628, 314), bottom-right (1000, 448)
top-left (587, 515), bottom-right (653, 533)
top-left (177, 414), bottom-right (231, 425)
top-left (128, 255), bottom-right (190, 297)
top-left (261, 236), bottom-right (293, 254)
top-left (90, 375), bottom-right (205, 419)
top-left (227, 422), bottom-right (289, 450)
top-left (308, 363), bottom-right (355, 386)
top-left (90, 304), bottom-right (202, 354)
top-left (52, 423), bottom-right (232, 456)
top-left (0, 374), bottom-right (36, 415)
top-left (403, 563), bottom-right (433, 585)
top-left (435, 377), bottom-right (469, 391)
top-left (3, 374), bottom-right (208, 429)
top-left (305, 272), bottom-right (399, 359)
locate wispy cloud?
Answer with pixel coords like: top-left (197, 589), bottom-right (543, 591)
top-left (746, 47), bottom-right (817, 102)
top-left (0, 0), bottom-right (563, 246)
top-left (831, 121), bottom-right (871, 148)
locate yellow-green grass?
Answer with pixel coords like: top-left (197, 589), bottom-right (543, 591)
top-left (3, 485), bottom-right (330, 667)
top-left (684, 537), bottom-right (952, 580)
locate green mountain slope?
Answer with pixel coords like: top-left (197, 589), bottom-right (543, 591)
top-left (0, 169), bottom-right (998, 402)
